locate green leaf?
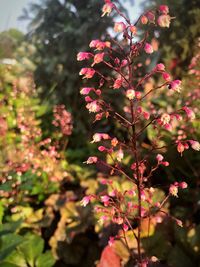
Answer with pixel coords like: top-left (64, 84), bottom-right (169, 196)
top-left (17, 234), bottom-right (44, 267)
top-left (0, 234), bottom-right (24, 261)
top-left (36, 251), bottom-right (55, 267)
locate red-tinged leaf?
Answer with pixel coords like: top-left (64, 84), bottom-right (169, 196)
top-left (97, 245), bottom-right (121, 267)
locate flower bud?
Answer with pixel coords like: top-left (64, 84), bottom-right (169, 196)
top-left (157, 15), bottom-right (171, 28)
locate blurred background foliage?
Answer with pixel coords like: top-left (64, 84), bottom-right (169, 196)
top-left (0, 0), bottom-right (200, 266)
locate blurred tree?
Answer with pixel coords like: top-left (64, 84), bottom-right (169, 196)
top-left (142, 0), bottom-right (200, 76)
top-left (0, 29), bottom-right (24, 59)
top-left (21, 0), bottom-right (126, 149)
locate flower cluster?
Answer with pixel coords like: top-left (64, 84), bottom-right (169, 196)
top-left (77, 1), bottom-right (199, 265)
top-left (52, 105), bottom-right (73, 136)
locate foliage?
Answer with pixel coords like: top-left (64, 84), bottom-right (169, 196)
top-left (20, 0), bottom-right (128, 148)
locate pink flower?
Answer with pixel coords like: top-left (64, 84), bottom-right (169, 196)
top-left (80, 195), bottom-right (92, 207)
top-left (95, 89), bottom-right (102, 96)
top-left (92, 52), bottom-right (105, 66)
top-left (177, 142), bottom-right (185, 155)
top-left (86, 100), bottom-right (101, 113)
top-left (113, 78), bottom-right (123, 89)
top-left (156, 154), bottom-right (164, 162)
top-left (144, 43), bottom-right (154, 54)
top-left (169, 80), bottom-right (182, 92)
top-left (85, 156), bottom-right (98, 164)
top-left (155, 63), bottom-right (165, 71)
top-left (157, 15), bottom-right (171, 28)
top-left (141, 15), bottom-right (148, 24)
top-left (114, 22), bottom-right (126, 32)
top-left (130, 25), bottom-right (137, 34)
top-left (176, 219), bottom-right (183, 227)
top-left (189, 140), bottom-right (200, 151)
top-left (146, 11), bottom-right (155, 23)
top-left (89, 40), bottom-right (110, 50)
top-left (98, 146), bottom-right (106, 152)
top-left (108, 236), bottom-right (115, 246)
top-left (116, 148), bottom-right (124, 162)
top-left (77, 52), bottom-right (92, 61)
top-left (80, 87), bottom-right (94, 95)
top-left (143, 111), bottom-right (150, 120)
top-left (91, 133), bottom-right (110, 143)
top-left (102, 2), bottom-right (114, 17)
top-left (121, 59), bottom-right (128, 67)
top-left (169, 184), bottom-right (178, 197)
top-left (85, 96), bottom-right (93, 102)
top-left (123, 224), bottom-right (129, 232)
top-left (159, 5), bottom-right (169, 14)
top-left (182, 106), bottom-right (195, 120)
top-left (179, 182), bottom-right (188, 189)
top-left (126, 89), bottom-right (135, 100)
top-left (160, 113), bottom-right (171, 125)
top-left (101, 195), bottom-right (110, 203)
top-left (162, 72), bottom-right (171, 81)
top-left (135, 91), bottom-right (142, 99)
top-left (111, 137), bottom-right (118, 147)
top-left (79, 68), bottom-right (95, 79)
top-left (161, 161), bottom-right (169, 166)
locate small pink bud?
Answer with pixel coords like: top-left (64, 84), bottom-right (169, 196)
top-left (86, 101), bottom-right (101, 113)
top-left (108, 236), bottom-right (115, 246)
top-left (113, 78), bottom-right (123, 89)
top-left (126, 89), bottom-right (135, 100)
top-left (169, 184), bottom-right (178, 197)
top-left (146, 11), bottom-right (155, 23)
top-left (98, 146), bottom-right (106, 152)
top-left (159, 5), bottom-right (169, 14)
top-left (80, 87), bottom-right (94, 95)
top-left (95, 89), bottom-right (102, 96)
top-left (116, 148), bottom-right (124, 162)
top-left (130, 25), bottom-right (137, 34)
top-left (169, 80), bottom-right (182, 92)
top-left (182, 106), bottom-right (195, 120)
top-left (144, 43), bottom-right (154, 54)
top-left (160, 113), bottom-right (171, 125)
top-left (155, 63), bottom-right (165, 71)
top-left (85, 156), bottom-right (98, 164)
top-left (189, 140), bottom-right (200, 151)
top-left (80, 195), bottom-right (92, 207)
top-left (135, 91), bottom-right (142, 99)
top-left (77, 52), bottom-right (92, 61)
top-left (179, 182), bottom-right (188, 189)
top-left (121, 59), bottom-right (128, 67)
top-left (162, 161), bottom-right (169, 166)
top-left (111, 137), bottom-right (118, 147)
top-left (102, 2), bottom-right (113, 17)
top-left (85, 96), bottom-right (93, 102)
top-left (79, 68), bottom-right (95, 79)
top-left (156, 154), bottom-right (164, 162)
top-left (101, 195), bottom-right (110, 203)
top-left (92, 52), bottom-right (105, 66)
top-left (141, 15), bottom-right (148, 24)
top-left (162, 72), bottom-right (171, 81)
top-left (114, 22), bottom-right (126, 32)
top-left (143, 111), bottom-right (150, 120)
top-left (176, 219), bottom-right (183, 227)
top-left (177, 142), bottom-right (185, 155)
top-left (157, 15), bottom-right (171, 28)
top-left (123, 224), bottom-right (129, 232)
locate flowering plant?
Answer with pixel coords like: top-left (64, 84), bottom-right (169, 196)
top-left (78, 1), bottom-right (199, 265)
